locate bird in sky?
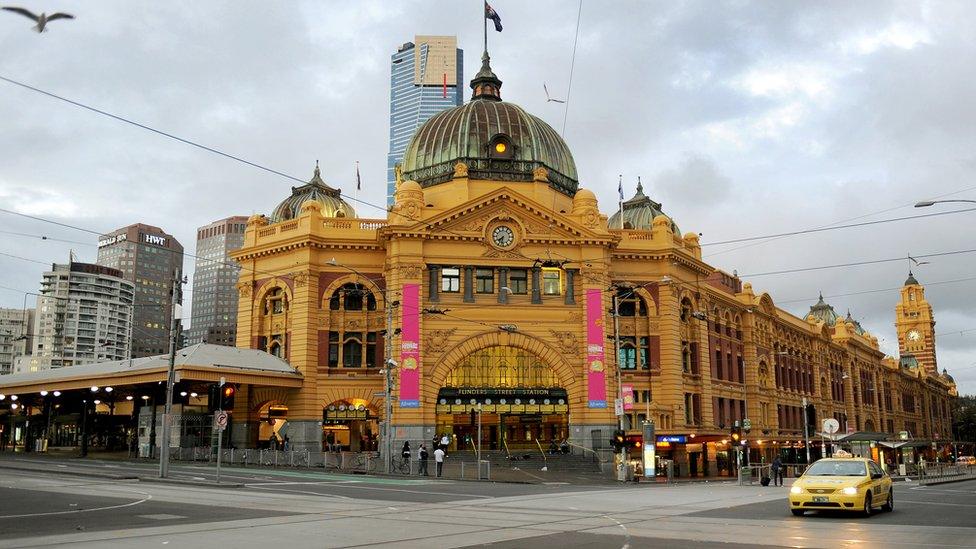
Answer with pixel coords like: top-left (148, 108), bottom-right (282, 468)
top-left (2, 6), bottom-right (74, 32)
top-left (543, 82), bottom-right (566, 103)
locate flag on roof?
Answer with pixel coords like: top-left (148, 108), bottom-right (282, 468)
top-left (485, 3), bottom-right (503, 32)
top-left (356, 161), bottom-right (362, 191)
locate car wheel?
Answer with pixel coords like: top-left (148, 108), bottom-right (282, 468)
top-left (791, 509), bottom-right (805, 516)
top-left (881, 490), bottom-right (893, 512)
top-left (863, 493), bottom-right (873, 517)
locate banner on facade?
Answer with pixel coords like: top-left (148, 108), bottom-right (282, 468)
top-left (621, 384), bottom-right (634, 411)
top-left (586, 288), bottom-right (607, 408)
top-left (399, 283), bottom-right (421, 408)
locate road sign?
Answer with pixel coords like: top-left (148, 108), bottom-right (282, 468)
top-left (899, 431), bottom-right (909, 440)
top-left (215, 411), bottom-right (228, 431)
top-left (614, 398), bottom-right (624, 416)
top-left (822, 418), bottom-right (840, 434)
top-left (373, 392), bottom-right (386, 398)
top-left (742, 419), bottom-right (752, 432)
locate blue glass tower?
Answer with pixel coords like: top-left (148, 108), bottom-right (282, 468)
top-left (387, 36), bottom-right (464, 205)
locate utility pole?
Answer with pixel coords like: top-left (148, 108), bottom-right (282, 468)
top-left (158, 270), bottom-right (185, 478)
top-left (802, 397), bottom-right (812, 464)
top-left (612, 292), bottom-right (626, 476)
top-left (384, 298), bottom-right (394, 475)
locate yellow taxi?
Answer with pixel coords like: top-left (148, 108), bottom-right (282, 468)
top-left (788, 457), bottom-right (893, 516)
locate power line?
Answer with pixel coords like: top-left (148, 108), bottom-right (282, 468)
top-left (701, 207), bottom-right (976, 247)
top-left (0, 251), bottom-right (49, 266)
top-left (741, 248), bottom-right (976, 278)
top-left (776, 276), bottom-right (976, 305)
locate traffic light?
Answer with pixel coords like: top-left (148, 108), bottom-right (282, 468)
top-left (220, 385), bottom-right (236, 410)
top-left (625, 434), bottom-right (643, 449)
top-left (730, 420), bottom-right (742, 445)
top-left (805, 404), bottom-right (816, 428)
top-left (611, 429), bottom-right (626, 451)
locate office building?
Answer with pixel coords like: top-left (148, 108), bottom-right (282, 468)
top-left (0, 308), bottom-right (33, 375)
top-left (387, 35), bottom-right (463, 205)
top-left (186, 216), bottom-right (248, 346)
top-left (96, 223), bottom-right (184, 357)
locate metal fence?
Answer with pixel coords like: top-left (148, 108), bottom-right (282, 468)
top-left (165, 447), bottom-right (379, 473)
top-left (917, 462), bottom-right (976, 485)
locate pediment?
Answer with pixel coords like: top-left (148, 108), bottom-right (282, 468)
top-left (403, 187), bottom-right (605, 243)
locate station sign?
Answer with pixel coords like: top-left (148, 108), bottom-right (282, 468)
top-left (656, 435), bottom-right (687, 444)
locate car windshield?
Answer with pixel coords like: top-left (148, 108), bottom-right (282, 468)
top-left (805, 460), bottom-right (867, 476)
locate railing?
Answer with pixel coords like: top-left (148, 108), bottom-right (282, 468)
top-left (918, 462), bottom-right (976, 485)
top-left (279, 220), bottom-right (300, 232)
top-left (257, 227), bottom-right (276, 237)
top-left (166, 447), bottom-right (380, 472)
top-left (460, 460), bottom-right (491, 480)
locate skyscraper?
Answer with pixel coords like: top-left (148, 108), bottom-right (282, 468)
top-left (96, 223), bottom-right (184, 357)
top-left (387, 35), bottom-right (463, 205)
top-left (186, 216), bottom-right (248, 346)
top-left (17, 259), bottom-right (133, 372)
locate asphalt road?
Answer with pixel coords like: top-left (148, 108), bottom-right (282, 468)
top-left (461, 532), bottom-right (792, 548)
top-left (688, 479), bottom-right (976, 528)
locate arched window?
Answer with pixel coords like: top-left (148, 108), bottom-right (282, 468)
top-left (616, 289), bottom-right (647, 317)
top-left (264, 287), bottom-right (288, 315)
top-left (329, 283), bottom-right (377, 311)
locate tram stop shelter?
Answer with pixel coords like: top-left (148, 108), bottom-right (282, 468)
top-left (0, 344), bottom-right (302, 455)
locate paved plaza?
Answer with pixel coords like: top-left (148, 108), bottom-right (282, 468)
top-left (1, 458), bottom-right (974, 548)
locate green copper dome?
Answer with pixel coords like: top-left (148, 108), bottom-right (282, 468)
top-left (271, 164), bottom-right (355, 222)
top-left (807, 293), bottom-right (840, 326)
top-left (608, 179), bottom-right (680, 233)
top-left (401, 52), bottom-right (579, 196)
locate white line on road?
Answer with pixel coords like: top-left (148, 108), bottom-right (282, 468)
top-left (899, 500), bottom-right (976, 507)
top-left (0, 488), bottom-right (152, 519)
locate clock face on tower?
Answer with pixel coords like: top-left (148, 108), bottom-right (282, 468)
top-left (491, 225), bottom-right (515, 248)
top-left (907, 329), bottom-right (922, 342)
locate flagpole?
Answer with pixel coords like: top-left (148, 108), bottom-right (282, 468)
top-left (483, 0), bottom-right (488, 53)
top-left (618, 174), bottom-right (624, 230)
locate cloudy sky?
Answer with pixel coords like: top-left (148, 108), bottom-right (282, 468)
top-left (1, 1), bottom-right (974, 393)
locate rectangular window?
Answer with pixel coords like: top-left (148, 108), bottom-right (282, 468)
top-left (343, 333), bottom-right (363, 367)
top-left (366, 332), bottom-right (377, 368)
top-left (542, 268), bottom-right (561, 295)
top-left (639, 337), bottom-right (649, 370)
top-left (618, 337), bottom-right (636, 369)
top-left (509, 269), bottom-right (528, 294)
top-left (475, 268), bottom-right (494, 293)
top-left (441, 267), bottom-right (461, 293)
top-left (327, 332), bottom-right (339, 367)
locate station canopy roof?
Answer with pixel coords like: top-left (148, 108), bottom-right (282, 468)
top-left (0, 344), bottom-right (302, 393)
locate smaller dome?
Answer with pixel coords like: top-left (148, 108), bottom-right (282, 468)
top-left (807, 293), bottom-right (840, 326)
top-left (608, 179), bottom-right (679, 233)
top-left (905, 271), bottom-right (919, 286)
top-left (271, 164), bottom-right (356, 222)
top-left (844, 310), bottom-right (866, 335)
top-left (942, 368), bottom-right (954, 382)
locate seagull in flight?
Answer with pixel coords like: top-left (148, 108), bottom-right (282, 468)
top-left (2, 6), bottom-right (74, 32)
top-left (543, 82), bottom-right (566, 103)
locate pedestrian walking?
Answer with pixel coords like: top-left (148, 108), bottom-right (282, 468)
top-left (440, 433), bottom-right (450, 451)
top-left (434, 446), bottom-right (446, 477)
top-left (401, 440), bottom-right (411, 460)
top-left (432, 434), bottom-right (440, 451)
top-left (771, 456), bottom-right (784, 486)
top-left (419, 444), bottom-right (429, 476)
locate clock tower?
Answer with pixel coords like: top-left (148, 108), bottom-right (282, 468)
top-left (895, 272), bottom-right (937, 374)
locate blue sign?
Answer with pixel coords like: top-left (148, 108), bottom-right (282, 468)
top-left (656, 435), bottom-right (687, 443)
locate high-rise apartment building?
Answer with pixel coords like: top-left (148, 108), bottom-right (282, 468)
top-left (0, 308), bottom-right (33, 375)
top-left (186, 216), bottom-right (248, 346)
top-left (17, 260), bottom-right (133, 372)
top-left (387, 35), bottom-right (463, 204)
top-left (96, 223), bottom-right (184, 357)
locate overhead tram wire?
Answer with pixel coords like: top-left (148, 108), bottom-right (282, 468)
top-left (741, 248), bottom-right (976, 278)
top-left (775, 275), bottom-right (976, 305)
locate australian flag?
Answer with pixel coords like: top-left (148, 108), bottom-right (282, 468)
top-left (485, 2), bottom-right (503, 32)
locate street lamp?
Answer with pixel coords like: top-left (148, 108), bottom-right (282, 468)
top-left (915, 199), bottom-right (976, 208)
top-left (328, 257), bottom-right (397, 474)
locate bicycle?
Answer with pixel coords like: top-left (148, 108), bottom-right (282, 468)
top-left (350, 452), bottom-right (378, 473)
top-left (392, 455), bottom-right (411, 475)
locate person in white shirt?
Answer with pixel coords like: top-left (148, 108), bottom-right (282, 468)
top-left (440, 434), bottom-right (450, 450)
top-left (434, 447), bottom-right (446, 477)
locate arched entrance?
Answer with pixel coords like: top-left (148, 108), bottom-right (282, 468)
top-left (434, 345), bottom-right (569, 452)
top-left (257, 402), bottom-right (288, 449)
top-left (323, 400), bottom-right (378, 452)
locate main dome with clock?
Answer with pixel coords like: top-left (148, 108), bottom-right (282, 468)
top-left (400, 52), bottom-right (580, 197)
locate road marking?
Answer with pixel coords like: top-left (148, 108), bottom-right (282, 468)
top-left (0, 489), bottom-right (152, 519)
top-left (246, 485), bottom-right (352, 499)
top-left (138, 514), bottom-right (186, 520)
top-left (899, 499), bottom-right (976, 507)
top-left (602, 514), bottom-right (631, 549)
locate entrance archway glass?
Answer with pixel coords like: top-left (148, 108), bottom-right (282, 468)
top-left (434, 346), bottom-right (568, 451)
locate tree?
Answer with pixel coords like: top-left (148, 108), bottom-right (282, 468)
top-left (951, 395), bottom-right (976, 443)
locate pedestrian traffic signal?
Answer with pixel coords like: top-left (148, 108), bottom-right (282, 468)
top-left (730, 421), bottom-right (742, 444)
top-left (805, 404), bottom-right (816, 427)
top-left (220, 385), bottom-right (235, 410)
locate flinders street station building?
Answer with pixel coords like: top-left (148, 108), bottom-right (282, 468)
top-left (0, 53), bottom-right (957, 476)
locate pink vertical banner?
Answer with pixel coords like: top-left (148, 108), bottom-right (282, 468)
top-left (399, 283), bottom-right (420, 408)
top-left (586, 288), bottom-right (607, 408)
top-left (621, 384), bottom-right (634, 411)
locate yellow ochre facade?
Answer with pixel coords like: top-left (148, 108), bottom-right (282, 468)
top-left (230, 54), bottom-right (956, 473)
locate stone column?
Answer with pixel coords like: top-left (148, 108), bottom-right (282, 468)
top-left (498, 268), bottom-right (509, 304)
top-left (463, 266), bottom-right (474, 303)
top-left (531, 267), bottom-right (542, 304)
top-left (428, 266), bottom-right (439, 302)
top-left (564, 269), bottom-right (577, 305)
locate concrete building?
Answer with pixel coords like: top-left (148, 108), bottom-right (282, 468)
top-left (224, 51), bottom-right (956, 467)
top-left (18, 260), bottom-right (133, 372)
top-left (387, 35), bottom-right (463, 205)
top-left (0, 308), bottom-right (34, 375)
top-left (96, 224), bottom-right (183, 357)
top-left (186, 216), bottom-right (249, 346)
